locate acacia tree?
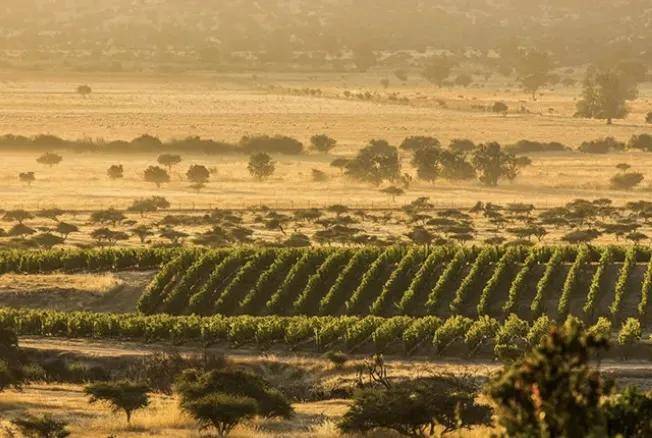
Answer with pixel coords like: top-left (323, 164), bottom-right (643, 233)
top-left (575, 66), bottom-right (638, 124)
top-left (345, 140), bottom-right (400, 186)
top-left (144, 165), bottom-right (170, 188)
top-left (247, 153), bottom-right (275, 180)
top-left (36, 152), bottom-right (63, 167)
top-left (515, 48), bottom-right (554, 100)
top-left (471, 142), bottom-right (524, 186)
top-left (157, 154), bottom-right (182, 171)
top-left (85, 381), bottom-right (150, 424)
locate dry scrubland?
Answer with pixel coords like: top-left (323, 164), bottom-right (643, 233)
top-left (0, 72), bottom-right (651, 209)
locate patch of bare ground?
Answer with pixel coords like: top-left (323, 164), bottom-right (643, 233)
top-left (0, 271), bottom-right (154, 313)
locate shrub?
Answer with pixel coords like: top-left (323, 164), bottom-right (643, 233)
top-left (610, 172), bottom-right (644, 190)
top-left (494, 314), bottom-right (529, 361)
top-left (617, 318), bottom-right (641, 348)
top-left (339, 378), bottom-right (491, 436)
top-left (11, 414), bottom-right (70, 438)
top-left (240, 135), bottom-right (303, 155)
top-left (433, 316), bottom-right (473, 354)
top-left (603, 386), bottom-right (652, 437)
top-left (627, 133), bottom-right (652, 151)
top-left (578, 137), bottom-right (625, 154)
top-left (505, 140), bottom-right (568, 154)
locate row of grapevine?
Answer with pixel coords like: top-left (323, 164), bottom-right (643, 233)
top-left (0, 247), bottom-right (178, 274)
top-left (609, 247), bottom-right (637, 318)
top-left (557, 246), bottom-right (590, 317)
top-left (2, 308), bottom-right (645, 359)
top-left (583, 247), bottom-right (613, 319)
top-left (131, 245), bottom-right (652, 324)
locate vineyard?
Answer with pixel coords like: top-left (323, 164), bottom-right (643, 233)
top-left (136, 245), bottom-right (652, 327)
top-left (0, 308), bottom-right (647, 360)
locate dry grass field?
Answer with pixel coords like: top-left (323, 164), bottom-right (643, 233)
top-left (0, 71), bottom-right (651, 211)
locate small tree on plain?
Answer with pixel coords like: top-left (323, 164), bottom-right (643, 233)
top-left (144, 166), bottom-right (170, 188)
top-left (575, 66), bottom-right (638, 124)
top-left (310, 134), bottom-right (337, 154)
top-left (36, 152), bottom-right (62, 167)
top-left (19, 172), bottom-right (35, 186)
top-left (421, 55), bottom-right (455, 87)
top-left (182, 393), bottom-right (257, 437)
top-left (380, 186), bottom-right (404, 202)
top-left (492, 101), bottom-right (509, 115)
top-left (107, 164), bottom-right (124, 180)
top-left (515, 48), bottom-right (554, 101)
top-left (646, 112), bottom-right (652, 124)
top-left (471, 142), bottom-right (524, 186)
top-left (77, 85), bottom-right (92, 97)
top-left (85, 381), bottom-right (150, 424)
top-left (247, 153), bottom-right (275, 180)
top-left (131, 225), bottom-right (153, 244)
top-left (186, 164), bottom-right (210, 191)
top-left (157, 154), bottom-right (182, 171)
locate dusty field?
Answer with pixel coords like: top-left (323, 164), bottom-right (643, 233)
top-left (0, 72), bottom-right (650, 210)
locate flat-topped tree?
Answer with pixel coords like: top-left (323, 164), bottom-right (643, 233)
top-left (18, 172), bottom-right (35, 186)
top-left (31, 232), bottom-right (65, 249)
top-left (157, 154), bottom-right (182, 171)
top-left (36, 152), bottom-right (62, 167)
top-left (131, 224), bottom-right (153, 244)
top-left (90, 208), bottom-right (126, 226)
top-left (3, 210), bottom-right (33, 224)
top-left (330, 157), bottom-right (350, 173)
top-left (90, 228), bottom-right (129, 246)
top-left (144, 165), bottom-right (170, 188)
top-left (55, 222), bottom-right (78, 240)
top-left (85, 381), bottom-right (150, 425)
top-left (380, 186), bottom-right (404, 202)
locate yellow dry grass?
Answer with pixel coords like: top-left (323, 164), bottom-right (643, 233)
top-left (0, 383), bottom-right (493, 437)
top-left (0, 273), bottom-right (122, 294)
top-left (0, 71), bottom-right (650, 210)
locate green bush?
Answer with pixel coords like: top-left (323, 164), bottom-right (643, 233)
top-left (487, 320), bottom-right (610, 437)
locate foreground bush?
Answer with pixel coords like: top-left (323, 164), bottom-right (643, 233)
top-left (487, 319), bottom-right (610, 437)
top-left (176, 369), bottom-right (293, 419)
top-left (11, 414), bottom-right (70, 438)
